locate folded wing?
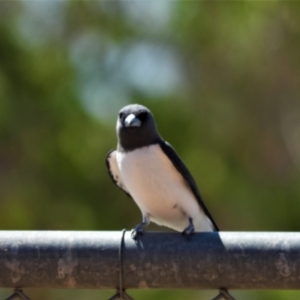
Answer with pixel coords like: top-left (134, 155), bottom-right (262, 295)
top-left (106, 150), bottom-right (131, 198)
top-left (159, 140), bottom-right (219, 231)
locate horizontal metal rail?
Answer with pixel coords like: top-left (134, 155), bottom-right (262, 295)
top-left (0, 231), bottom-right (299, 290)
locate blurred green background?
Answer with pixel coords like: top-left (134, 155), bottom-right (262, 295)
top-left (0, 1), bottom-right (300, 299)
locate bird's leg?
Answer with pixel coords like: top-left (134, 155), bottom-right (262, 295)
top-left (131, 215), bottom-right (149, 240)
top-left (182, 217), bottom-right (195, 236)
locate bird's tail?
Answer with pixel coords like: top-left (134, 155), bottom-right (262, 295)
top-left (211, 288), bottom-right (236, 300)
top-left (193, 215), bottom-right (215, 232)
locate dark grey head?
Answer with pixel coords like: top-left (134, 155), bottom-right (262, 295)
top-left (116, 104), bottom-right (161, 151)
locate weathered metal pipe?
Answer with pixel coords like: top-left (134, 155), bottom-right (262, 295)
top-left (0, 231), bottom-right (299, 289)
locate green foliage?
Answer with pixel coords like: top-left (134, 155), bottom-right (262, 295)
top-left (1, 1), bottom-right (300, 299)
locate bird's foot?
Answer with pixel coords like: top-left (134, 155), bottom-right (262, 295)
top-left (131, 217), bottom-right (149, 240)
top-left (182, 217), bottom-right (195, 237)
top-left (131, 223), bottom-right (145, 240)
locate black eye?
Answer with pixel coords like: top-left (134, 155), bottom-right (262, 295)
top-left (138, 111), bottom-right (148, 122)
top-left (119, 112), bottom-right (124, 119)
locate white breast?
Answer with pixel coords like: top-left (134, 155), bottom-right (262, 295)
top-left (116, 145), bottom-right (213, 232)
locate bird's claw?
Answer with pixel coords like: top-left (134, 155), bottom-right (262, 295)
top-left (131, 216), bottom-right (149, 240)
top-left (182, 217), bottom-right (195, 237)
top-left (182, 226), bottom-right (194, 236)
top-left (131, 224), bottom-right (144, 240)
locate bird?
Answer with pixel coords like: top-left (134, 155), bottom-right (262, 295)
top-left (106, 104), bottom-right (219, 240)
top-left (106, 105), bottom-right (234, 299)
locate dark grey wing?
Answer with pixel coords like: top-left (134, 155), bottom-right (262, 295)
top-left (159, 140), bottom-right (219, 231)
top-left (106, 150), bottom-right (131, 198)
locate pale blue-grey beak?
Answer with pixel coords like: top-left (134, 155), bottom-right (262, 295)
top-left (124, 114), bottom-right (141, 127)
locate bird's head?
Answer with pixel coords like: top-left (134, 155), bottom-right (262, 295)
top-left (116, 104), bottom-right (161, 151)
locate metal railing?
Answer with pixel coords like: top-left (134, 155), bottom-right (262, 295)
top-left (1, 231), bottom-right (299, 299)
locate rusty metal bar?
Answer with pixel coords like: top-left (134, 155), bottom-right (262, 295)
top-left (0, 231), bottom-right (299, 289)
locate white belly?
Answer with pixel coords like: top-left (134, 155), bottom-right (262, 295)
top-left (116, 145), bottom-right (213, 232)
